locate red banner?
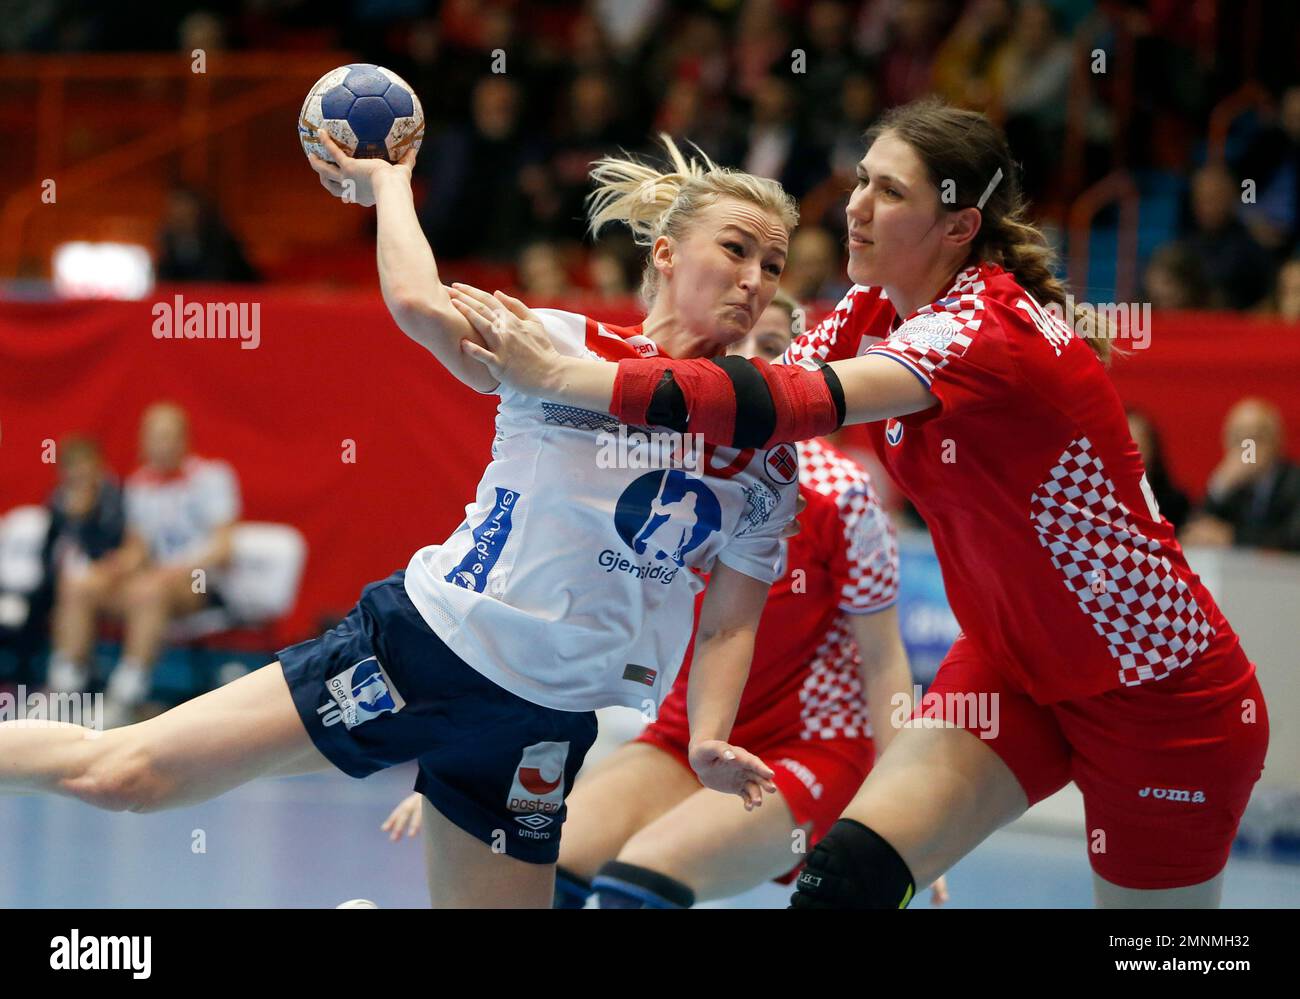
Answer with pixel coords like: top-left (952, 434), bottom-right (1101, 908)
top-left (2, 291), bottom-right (1295, 643)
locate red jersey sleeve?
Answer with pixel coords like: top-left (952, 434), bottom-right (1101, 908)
top-left (781, 285), bottom-right (893, 367)
top-left (797, 440), bottom-right (899, 613)
top-left (863, 290), bottom-right (1015, 422)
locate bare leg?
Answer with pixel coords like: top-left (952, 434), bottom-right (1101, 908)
top-left (119, 569), bottom-right (208, 668)
top-left (837, 724), bottom-right (1029, 888)
top-left (421, 798), bottom-right (555, 908)
top-left (558, 741), bottom-right (702, 881)
top-left (0, 661), bottom-right (330, 811)
top-left (50, 563), bottom-right (122, 667)
top-left (1093, 871), bottom-right (1224, 909)
top-left (618, 784), bottom-right (809, 902)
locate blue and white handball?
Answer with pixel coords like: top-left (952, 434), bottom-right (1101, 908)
top-left (299, 64), bottom-right (424, 164)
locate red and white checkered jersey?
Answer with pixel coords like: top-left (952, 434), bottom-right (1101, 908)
top-left (125, 456), bottom-right (240, 564)
top-left (646, 438), bottom-right (898, 748)
top-left (787, 261), bottom-right (1239, 704)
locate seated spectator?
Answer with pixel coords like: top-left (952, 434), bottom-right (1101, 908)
top-left (931, 0), bottom-right (1012, 111)
top-left (1181, 163), bottom-right (1276, 309)
top-left (782, 226), bottom-right (849, 304)
top-left (518, 241), bottom-right (575, 299)
top-left (1270, 257), bottom-right (1300, 321)
top-left (994, 0), bottom-right (1073, 202)
top-left (1143, 243), bottom-right (1212, 310)
top-left (46, 403), bottom-right (241, 722)
top-left (41, 437), bottom-right (127, 691)
top-left (156, 187), bottom-right (259, 283)
top-left (877, 0), bottom-right (947, 109)
top-left (1125, 408), bottom-right (1191, 531)
top-left (728, 75), bottom-right (828, 201)
top-left (1181, 398), bottom-right (1300, 552)
top-left (799, 1), bottom-right (860, 140)
top-left (418, 76), bottom-right (552, 261)
top-left (826, 73), bottom-right (881, 177)
top-left (587, 242), bottom-right (637, 300)
top-left (547, 72), bottom-right (634, 241)
top-left (1236, 85), bottom-right (1300, 256)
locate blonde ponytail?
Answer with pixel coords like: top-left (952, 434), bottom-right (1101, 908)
top-left (586, 135), bottom-right (798, 303)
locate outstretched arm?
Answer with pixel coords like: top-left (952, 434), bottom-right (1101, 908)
top-left (309, 130), bottom-right (498, 393)
top-left (453, 286), bottom-right (935, 445)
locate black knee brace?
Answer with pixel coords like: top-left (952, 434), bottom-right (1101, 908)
top-left (553, 866), bottom-right (593, 909)
top-left (789, 819), bottom-right (916, 909)
top-left (591, 860), bottom-right (695, 909)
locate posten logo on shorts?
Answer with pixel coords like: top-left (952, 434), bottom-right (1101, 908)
top-left (318, 656), bottom-right (406, 730)
top-left (507, 741), bottom-right (569, 839)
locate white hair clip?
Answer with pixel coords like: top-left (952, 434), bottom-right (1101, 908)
top-left (976, 168), bottom-right (1004, 210)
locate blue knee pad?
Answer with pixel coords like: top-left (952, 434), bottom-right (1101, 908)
top-left (789, 819), bottom-right (916, 909)
top-left (591, 860), bottom-right (695, 909)
top-left (553, 866), bottom-right (593, 909)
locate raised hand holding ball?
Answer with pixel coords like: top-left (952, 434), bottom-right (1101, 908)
top-left (299, 63), bottom-right (423, 165)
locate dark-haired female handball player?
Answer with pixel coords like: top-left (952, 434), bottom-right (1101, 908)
top-left (453, 100), bottom-right (1270, 909)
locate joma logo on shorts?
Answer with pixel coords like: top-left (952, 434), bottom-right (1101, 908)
top-left (1138, 786), bottom-right (1206, 803)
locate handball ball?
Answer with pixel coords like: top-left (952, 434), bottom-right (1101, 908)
top-left (299, 64), bottom-right (424, 164)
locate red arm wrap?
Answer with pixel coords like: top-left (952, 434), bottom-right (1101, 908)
top-left (611, 357), bottom-right (737, 442)
top-left (751, 358), bottom-right (841, 447)
top-left (611, 355), bottom-right (841, 447)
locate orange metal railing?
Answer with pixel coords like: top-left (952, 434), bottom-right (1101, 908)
top-left (1061, 8), bottom-right (1135, 203)
top-left (1067, 169), bottom-right (1139, 303)
top-left (0, 52), bottom-right (352, 277)
top-left (1206, 82), bottom-right (1272, 166)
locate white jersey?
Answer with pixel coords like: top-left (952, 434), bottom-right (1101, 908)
top-left (404, 309), bottom-right (799, 713)
top-left (125, 456), bottom-right (240, 568)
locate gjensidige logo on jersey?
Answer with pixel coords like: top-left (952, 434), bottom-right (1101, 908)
top-left (445, 487), bottom-right (518, 592)
top-left (508, 741), bottom-right (569, 839)
top-left (601, 469), bottom-right (722, 583)
top-left (317, 656), bottom-right (406, 729)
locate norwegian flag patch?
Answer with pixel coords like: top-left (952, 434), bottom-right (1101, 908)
top-left (764, 443), bottom-right (799, 485)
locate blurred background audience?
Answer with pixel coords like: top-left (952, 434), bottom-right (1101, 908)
top-left (44, 403), bottom-right (241, 724)
top-left (1183, 398), bottom-right (1300, 553)
top-left (5, 0), bottom-right (1298, 313)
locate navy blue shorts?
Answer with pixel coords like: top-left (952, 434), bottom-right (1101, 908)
top-left (277, 572), bottom-right (598, 864)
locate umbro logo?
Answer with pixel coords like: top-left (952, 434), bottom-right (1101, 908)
top-left (515, 813), bottom-right (554, 829)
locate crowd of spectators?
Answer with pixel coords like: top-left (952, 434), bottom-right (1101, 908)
top-left (11, 0), bottom-right (1300, 314)
top-left (7, 2), bottom-right (1298, 562)
top-left (23, 404), bottom-right (242, 724)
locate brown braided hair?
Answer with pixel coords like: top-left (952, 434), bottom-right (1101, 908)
top-left (863, 98), bottom-right (1112, 363)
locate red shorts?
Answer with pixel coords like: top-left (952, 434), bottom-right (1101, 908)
top-left (923, 635), bottom-right (1270, 889)
top-left (635, 725), bottom-right (874, 882)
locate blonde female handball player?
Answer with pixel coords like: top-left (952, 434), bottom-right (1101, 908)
top-left (0, 134), bottom-right (806, 909)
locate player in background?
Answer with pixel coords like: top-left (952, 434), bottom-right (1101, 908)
top-left (382, 293), bottom-right (948, 908)
top-left (453, 99), bottom-right (1270, 908)
top-left (0, 135), bottom-right (801, 909)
